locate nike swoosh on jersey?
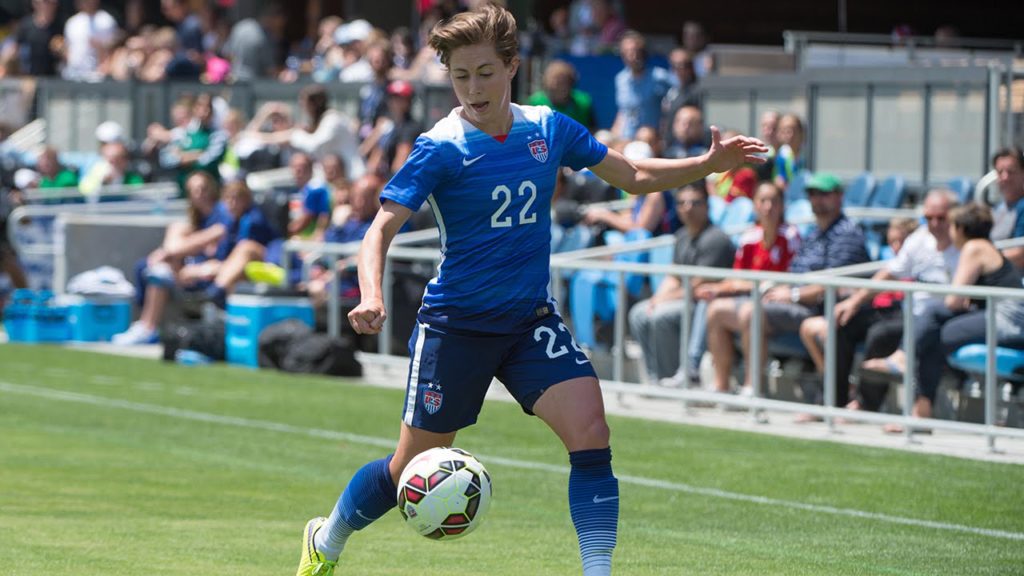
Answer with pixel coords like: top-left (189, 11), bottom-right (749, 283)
top-left (592, 495), bottom-right (619, 504)
top-left (462, 154), bottom-right (486, 166)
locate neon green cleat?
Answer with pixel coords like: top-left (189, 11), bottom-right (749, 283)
top-left (245, 261), bottom-right (286, 286)
top-left (295, 517), bottom-right (337, 576)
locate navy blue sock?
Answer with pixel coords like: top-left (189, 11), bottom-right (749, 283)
top-left (569, 447), bottom-right (618, 575)
top-left (204, 284), bottom-right (227, 309)
top-left (315, 455), bottom-right (397, 560)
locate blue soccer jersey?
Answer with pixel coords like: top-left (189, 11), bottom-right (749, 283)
top-left (381, 104), bottom-right (607, 333)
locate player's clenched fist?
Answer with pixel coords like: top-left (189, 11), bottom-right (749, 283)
top-left (348, 299), bottom-right (387, 334)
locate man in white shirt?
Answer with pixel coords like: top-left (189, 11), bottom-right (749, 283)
top-left (62, 0), bottom-right (119, 81)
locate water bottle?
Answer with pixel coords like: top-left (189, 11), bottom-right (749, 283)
top-left (175, 349), bottom-right (213, 366)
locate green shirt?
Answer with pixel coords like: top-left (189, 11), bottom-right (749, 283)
top-left (38, 170), bottom-right (79, 189)
top-left (527, 89), bottom-right (595, 129)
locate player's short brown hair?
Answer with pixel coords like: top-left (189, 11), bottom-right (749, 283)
top-left (428, 3), bottom-right (518, 68)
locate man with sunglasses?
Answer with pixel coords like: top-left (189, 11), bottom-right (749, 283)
top-left (806, 188), bottom-right (960, 411)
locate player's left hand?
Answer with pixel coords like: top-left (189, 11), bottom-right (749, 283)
top-left (705, 126), bottom-right (769, 174)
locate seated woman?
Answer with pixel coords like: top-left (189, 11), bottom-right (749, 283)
top-left (306, 174), bottom-right (383, 306)
top-left (114, 171), bottom-right (230, 345)
top-left (703, 181), bottom-right (801, 392)
top-left (887, 203), bottom-right (1024, 432)
top-left (115, 175), bottom-right (277, 344)
top-left (200, 180), bottom-right (279, 308)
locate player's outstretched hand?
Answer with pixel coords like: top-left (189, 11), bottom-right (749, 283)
top-left (348, 298), bottom-right (388, 334)
top-left (705, 126), bottom-right (769, 174)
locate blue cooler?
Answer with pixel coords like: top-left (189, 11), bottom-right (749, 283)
top-left (2, 289), bottom-right (72, 343)
top-left (2, 289), bottom-right (35, 342)
top-left (65, 296), bottom-right (132, 342)
top-left (226, 294), bottom-right (314, 367)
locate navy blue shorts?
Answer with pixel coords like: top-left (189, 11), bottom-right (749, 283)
top-left (401, 313), bottom-right (596, 433)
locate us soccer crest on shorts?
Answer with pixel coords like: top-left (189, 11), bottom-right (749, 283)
top-left (423, 382), bottom-right (443, 415)
top-left (528, 139), bottom-right (548, 163)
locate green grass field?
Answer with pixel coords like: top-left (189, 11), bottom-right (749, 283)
top-left (1, 344), bottom-right (1022, 575)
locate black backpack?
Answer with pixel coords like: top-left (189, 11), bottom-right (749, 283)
top-left (162, 319), bottom-right (226, 361)
top-left (258, 319), bottom-right (362, 377)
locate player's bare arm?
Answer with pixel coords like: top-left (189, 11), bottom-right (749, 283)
top-left (349, 202), bottom-right (412, 334)
top-left (590, 126), bottom-right (767, 195)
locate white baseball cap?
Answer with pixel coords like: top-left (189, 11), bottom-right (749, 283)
top-left (14, 168), bottom-right (39, 189)
top-left (622, 140), bottom-right (654, 162)
top-left (95, 121), bottom-right (124, 144)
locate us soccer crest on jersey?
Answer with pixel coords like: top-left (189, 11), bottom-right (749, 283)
top-left (528, 139), bottom-right (548, 163)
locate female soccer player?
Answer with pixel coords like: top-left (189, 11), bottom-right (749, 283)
top-left (296, 6), bottom-right (766, 575)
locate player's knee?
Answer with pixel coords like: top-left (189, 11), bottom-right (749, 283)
top-left (578, 416), bottom-right (610, 449)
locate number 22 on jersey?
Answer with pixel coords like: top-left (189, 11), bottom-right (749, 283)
top-left (490, 180), bottom-right (537, 228)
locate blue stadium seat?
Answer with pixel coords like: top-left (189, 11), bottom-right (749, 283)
top-left (720, 197), bottom-right (755, 230)
top-left (864, 229), bottom-right (884, 261)
top-left (784, 198), bottom-right (814, 237)
top-left (843, 172), bottom-right (875, 208)
top-left (719, 196), bottom-right (755, 244)
top-left (947, 344), bottom-right (1024, 384)
top-left (569, 229), bottom-right (651, 348)
top-left (784, 170), bottom-right (811, 204)
top-left (947, 177), bottom-right (974, 205)
top-left (868, 174), bottom-right (907, 210)
top-left (708, 194), bottom-right (726, 227)
top-left (648, 238), bottom-right (675, 292)
top-left (551, 224), bottom-right (593, 256)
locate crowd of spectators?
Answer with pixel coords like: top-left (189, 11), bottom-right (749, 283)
top-left (0, 1), bottom-right (1022, 433)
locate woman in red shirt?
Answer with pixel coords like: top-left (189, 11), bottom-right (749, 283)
top-left (702, 182), bottom-right (801, 393)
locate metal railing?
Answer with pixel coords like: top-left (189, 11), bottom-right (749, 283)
top-left (782, 30), bottom-right (1023, 70)
top-left (5, 183), bottom-right (185, 290)
top-left (285, 226), bottom-right (1024, 452)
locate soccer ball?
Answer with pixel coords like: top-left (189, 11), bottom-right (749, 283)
top-left (397, 447), bottom-right (492, 540)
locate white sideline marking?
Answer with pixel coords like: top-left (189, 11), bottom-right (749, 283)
top-left (3, 380), bottom-right (1023, 542)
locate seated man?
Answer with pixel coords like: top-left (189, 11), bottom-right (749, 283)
top-left (34, 146), bottom-right (79, 192)
top-left (628, 183), bottom-right (734, 385)
top-left (733, 172), bottom-right (869, 402)
top-left (252, 152), bottom-right (331, 287)
top-left (307, 174), bottom-right (384, 305)
top-left (79, 141), bottom-right (145, 197)
top-left (287, 151), bottom-right (331, 241)
top-left (989, 147), bottom-right (1024, 268)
